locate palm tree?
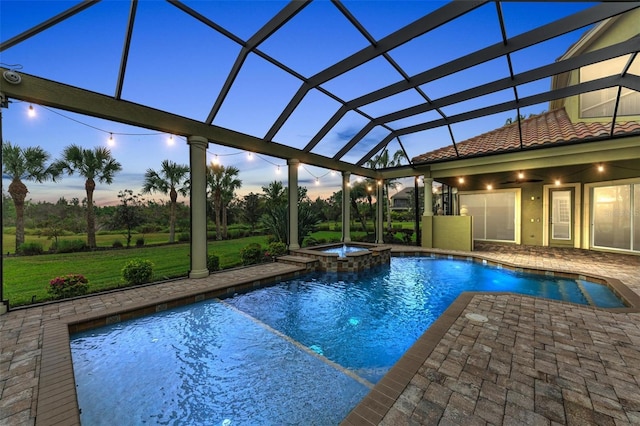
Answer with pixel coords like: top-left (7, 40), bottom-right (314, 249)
top-left (366, 148), bottom-right (406, 233)
top-left (2, 142), bottom-right (59, 252)
top-left (220, 170), bottom-right (242, 239)
top-left (206, 164), bottom-right (241, 240)
top-left (142, 160), bottom-right (189, 243)
top-left (53, 145), bottom-right (122, 248)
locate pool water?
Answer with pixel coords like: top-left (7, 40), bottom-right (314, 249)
top-left (71, 257), bottom-right (624, 424)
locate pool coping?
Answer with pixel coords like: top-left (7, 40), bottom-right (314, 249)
top-left (33, 250), bottom-right (640, 425)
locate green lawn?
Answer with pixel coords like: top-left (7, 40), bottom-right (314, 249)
top-left (2, 235), bottom-right (268, 307)
top-left (2, 231), bottom-right (174, 255)
top-left (2, 222), bottom-right (421, 308)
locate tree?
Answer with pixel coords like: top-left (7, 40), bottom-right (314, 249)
top-left (53, 145), bottom-right (122, 248)
top-left (259, 182), bottom-right (319, 246)
top-left (241, 193), bottom-right (263, 231)
top-left (141, 160), bottom-right (189, 243)
top-left (206, 164), bottom-right (241, 240)
top-left (220, 168), bottom-right (242, 239)
top-left (2, 142), bottom-right (59, 252)
top-left (111, 189), bottom-right (145, 248)
top-left (260, 181), bottom-right (288, 243)
top-left (366, 148), bottom-right (406, 233)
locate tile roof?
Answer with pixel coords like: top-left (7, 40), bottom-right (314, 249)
top-left (411, 108), bottom-right (640, 164)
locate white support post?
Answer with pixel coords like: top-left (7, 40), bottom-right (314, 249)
top-left (423, 177), bottom-right (434, 216)
top-left (288, 159), bottom-right (300, 250)
top-left (376, 181), bottom-right (384, 244)
top-left (342, 171), bottom-right (351, 243)
top-left (188, 136), bottom-right (209, 278)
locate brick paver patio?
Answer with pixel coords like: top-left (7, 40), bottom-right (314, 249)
top-left (2, 244), bottom-right (639, 425)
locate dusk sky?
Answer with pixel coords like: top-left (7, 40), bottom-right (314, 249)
top-left (1, 1), bottom-right (596, 205)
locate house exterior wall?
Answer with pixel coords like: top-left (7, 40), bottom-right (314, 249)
top-left (559, 10), bottom-right (640, 123)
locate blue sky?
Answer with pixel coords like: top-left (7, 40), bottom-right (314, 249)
top-left (1, 1), bottom-right (596, 205)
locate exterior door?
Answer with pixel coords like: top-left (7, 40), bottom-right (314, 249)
top-left (549, 188), bottom-right (574, 247)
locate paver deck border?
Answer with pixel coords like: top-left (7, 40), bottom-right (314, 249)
top-left (3, 247), bottom-right (638, 425)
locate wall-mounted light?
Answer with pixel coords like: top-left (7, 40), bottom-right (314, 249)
top-left (518, 171), bottom-right (524, 180)
top-left (458, 177), bottom-right (465, 184)
top-left (486, 184), bottom-right (493, 190)
top-left (555, 179), bottom-right (561, 186)
top-left (597, 164), bottom-right (604, 172)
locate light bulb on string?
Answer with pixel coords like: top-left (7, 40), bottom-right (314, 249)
top-left (247, 152), bottom-right (253, 161)
top-left (276, 165), bottom-right (281, 174)
top-left (167, 134), bottom-right (174, 146)
top-left (315, 177), bottom-right (320, 185)
top-left (28, 104), bottom-right (36, 118)
top-left (108, 133), bottom-right (115, 147)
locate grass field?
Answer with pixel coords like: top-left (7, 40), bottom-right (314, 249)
top-left (2, 235), bottom-right (268, 307)
top-left (2, 223), bottom-right (419, 308)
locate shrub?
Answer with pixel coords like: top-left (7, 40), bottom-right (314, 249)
top-left (48, 274), bottom-right (89, 299)
top-left (18, 242), bottom-right (43, 255)
top-left (178, 232), bottom-right (190, 242)
top-left (112, 240), bottom-right (123, 248)
top-left (121, 259), bottom-right (154, 285)
top-left (52, 239), bottom-right (87, 254)
top-left (267, 241), bottom-right (287, 257)
top-left (207, 254), bottom-right (220, 271)
top-left (315, 223), bottom-right (331, 231)
top-left (135, 237), bottom-right (145, 247)
top-left (240, 243), bottom-right (264, 265)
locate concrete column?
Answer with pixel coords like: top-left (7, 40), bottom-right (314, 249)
top-left (288, 159), bottom-right (300, 250)
top-left (188, 136), bottom-right (209, 278)
top-left (423, 177), bottom-right (434, 216)
top-left (342, 171), bottom-right (351, 243)
top-left (376, 181), bottom-right (384, 244)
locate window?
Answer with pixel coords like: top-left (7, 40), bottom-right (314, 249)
top-left (592, 183), bottom-right (639, 252)
top-left (580, 55), bottom-right (640, 118)
top-left (459, 190), bottom-right (518, 242)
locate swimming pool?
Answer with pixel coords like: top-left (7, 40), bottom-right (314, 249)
top-left (71, 257), bottom-right (625, 424)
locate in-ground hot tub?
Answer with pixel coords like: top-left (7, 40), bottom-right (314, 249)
top-left (290, 243), bottom-right (391, 273)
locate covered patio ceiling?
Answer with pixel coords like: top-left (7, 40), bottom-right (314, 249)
top-left (1, 1), bottom-right (639, 181)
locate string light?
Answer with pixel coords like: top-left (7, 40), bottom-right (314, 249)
top-left (167, 134), bottom-right (174, 146)
top-left (108, 133), bottom-right (115, 147)
top-left (276, 165), bottom-right (281, 174)
top-left (315, 177), bottom-right (320, 185)
top-left (28, 104), bottom-right (35, 117)
top-left (247, 152), bottom-right (253, 160)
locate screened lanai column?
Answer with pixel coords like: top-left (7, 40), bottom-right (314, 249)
top-left (342, 171), bottom-right (351, 243)
top-left (188, 136), bottom-right (209, 278)
top-left (422, 177), bottom-right (434, 249)
top-left (288, 159), bottom-right (300, 250)
top-left (376, 181), bottom-right (384, 244)
top-left (423, 177), bottom-right (434, 217)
